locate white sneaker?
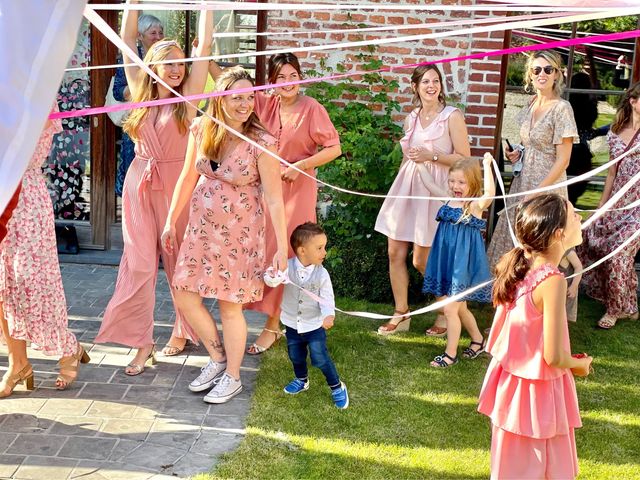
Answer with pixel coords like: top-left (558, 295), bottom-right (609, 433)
top-left (188, 359), bottom-right (227, 392)
top-left (203, 372), bottom-right (242, 404)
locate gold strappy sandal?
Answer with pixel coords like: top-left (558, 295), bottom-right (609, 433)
top-left (56, 345), bottom-right (90, 390)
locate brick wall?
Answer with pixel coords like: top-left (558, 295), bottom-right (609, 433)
top-left (265, 0), bottom-right (506, 157)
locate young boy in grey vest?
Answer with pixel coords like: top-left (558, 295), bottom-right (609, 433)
top-left (280, 222), bottom-right (348, 409)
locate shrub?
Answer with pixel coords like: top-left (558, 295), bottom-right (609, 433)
top-left (305, 53), bottom-right (424, 303)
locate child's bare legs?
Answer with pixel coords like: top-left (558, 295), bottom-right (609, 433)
top-left (174, 290), bottom-right (226, 363)
top-left (442, 299), bottom-right (462, 360)
top-left (416, 247), bottom-right (447, 334)
top-left (459, 302), bottom-right (484, 349)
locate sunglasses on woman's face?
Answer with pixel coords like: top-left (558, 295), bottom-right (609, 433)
top-left (531, 65), bottom-right (556, 76)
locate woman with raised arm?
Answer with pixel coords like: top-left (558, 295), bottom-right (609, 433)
top-left (95, 0), bottom-right (213, 373)
top-left (162, 67), bottom-right (288, 404)
top-left (209, 53), bottom-right (341, 355)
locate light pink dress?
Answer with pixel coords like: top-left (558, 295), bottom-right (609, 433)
top-left (172, 119), bottom-right (276, 304)
top-left (374, 106), bottom-right (457, 247)
top-left (478, 264), bottom-right (581, 480)
top-left (246, 93), bottom-right (340, 316)
top-left (0, 113), bottom-right (78, 357)
top-left (95, 105), bottom-right (197, 348)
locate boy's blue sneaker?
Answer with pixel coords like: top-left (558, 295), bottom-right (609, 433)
top-left (284, 378), bottom-right (309, 395)
top-left (331, 382), bottom-right (349, 409)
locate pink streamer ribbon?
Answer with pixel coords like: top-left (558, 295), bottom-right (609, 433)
top-left (50, 28), bottom-right (640, 121)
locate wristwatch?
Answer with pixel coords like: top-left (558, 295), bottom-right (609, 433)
top-left (432, 153), bottom-right (439, 162)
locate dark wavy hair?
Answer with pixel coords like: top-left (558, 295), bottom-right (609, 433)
top-left (493, 194), bottom-right (568, 306)
top-left (267, 52), bottom-right (303, 85)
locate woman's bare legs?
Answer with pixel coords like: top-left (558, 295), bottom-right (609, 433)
top-left (174, 290), bottom-right (226, 363)
top-left (0, 303), bottom-right (30, 395)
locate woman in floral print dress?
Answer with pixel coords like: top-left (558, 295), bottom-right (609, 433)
top-left (578, 82), bottom-right (640, 329)
top-left (162, 67), bottom-right (287, 404)
top-left (0, 106), bottom-right (89, 398)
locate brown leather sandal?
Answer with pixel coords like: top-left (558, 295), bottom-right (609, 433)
top-left (377, 309), bottom-right (411, 336)
top-left (0, 363), bottom-right (34, 398)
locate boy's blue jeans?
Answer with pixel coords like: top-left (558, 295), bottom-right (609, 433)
top-left (285, 326), bottom-right (340, 387)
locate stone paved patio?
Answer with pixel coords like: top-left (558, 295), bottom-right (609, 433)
top-left (0, 263), bottom-right (267, 480)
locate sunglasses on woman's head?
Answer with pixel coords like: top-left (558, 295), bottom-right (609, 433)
top-left (531, 65), bottom-right (556, 76)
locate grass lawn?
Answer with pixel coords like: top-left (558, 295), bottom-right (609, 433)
top-left (199, 296), bottom-right (640, 480)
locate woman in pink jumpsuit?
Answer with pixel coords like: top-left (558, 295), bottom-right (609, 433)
top-left (208, 52), bottom-right (341, 354)
top-left (1, 109), bottom-right (89, 397)
top-left (95, 1), bottom-right (213, 375)
top-left (478, 194), bottom-right (592, 479)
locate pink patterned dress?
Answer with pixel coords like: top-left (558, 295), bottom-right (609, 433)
top-left (172, 119), bottom-right (276, 303)
top-left (478, 264), bottom-right (581, 480)
top-left (246, 93), bottom-right (340, 316)
top-left (577, 130), bottom-right (640, 317)
top-left (375, 106), bottom-right (457, 247)
top-left (0, 115), bottom-right (78, 357)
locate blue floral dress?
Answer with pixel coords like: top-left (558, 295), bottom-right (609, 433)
top-left (423, 204), bottom-right (492, 302)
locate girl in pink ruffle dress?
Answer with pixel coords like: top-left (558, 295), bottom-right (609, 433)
top-left (478, 194), bottom-right (593, 480)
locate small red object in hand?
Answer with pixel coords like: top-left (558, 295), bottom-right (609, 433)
top-left (572, 353), bottom-right (588, 359)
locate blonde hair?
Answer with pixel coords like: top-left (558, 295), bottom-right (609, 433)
top-left (123, 41), bottom-right (189, 141)
top-left (200, 66), bottom-right (267, 159)
top-left (524, 50), bottom-right (565, 97)
top-left (449, 158), bottom-right (482, 222)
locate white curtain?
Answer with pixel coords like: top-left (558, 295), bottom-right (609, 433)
top-left (0, 0), bottom-right (87, 214)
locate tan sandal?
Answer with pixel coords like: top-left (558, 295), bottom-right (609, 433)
top-left (247, 328), bottom-right (284, 355)
top-left (377, 310), bottom-right (411, 336)
top-left (0, 363), bottom-right (34, 398)
top-left (425, 314), bottom-right (448, 337)
top-left (125, 345), bottom-right (156, 376)
top-left (56, 345), bottom-right (90, 390)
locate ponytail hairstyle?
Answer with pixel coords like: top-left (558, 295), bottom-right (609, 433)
top-left (611, 81), bottom-right (640, 134)
top-left (123, 41), bottom-right (189, 141)
top-left (200, 66), bottom-right (267, 159)
top-left (449, 158), bottom-right (482, 222)
top-left (492, 194), bottom-right (568, 306)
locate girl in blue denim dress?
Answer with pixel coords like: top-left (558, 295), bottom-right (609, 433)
top-left (417, 154), bottom-right (495, 367)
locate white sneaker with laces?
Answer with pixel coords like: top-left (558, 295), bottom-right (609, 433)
top-left (188, 359), bottom-right (226, 392)
top-left (203, 372), bottom-right (242, 404)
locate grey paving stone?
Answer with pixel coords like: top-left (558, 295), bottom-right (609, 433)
top-left (86, 401), bottom-right (138, 419)
top-left (108, 439), bottom-right (144, 462)
top-left (120, 443), bottom-right (186, 470)
top-left (169, 451), bottom-right (217, 477)
top-left (0, 414), bottom-right (54, 434)
top-left (38, 398), bottom-right (93, 417)
top-left (0, 432), bottom-right (17, 453)
top-left (0, 454), bottom-right (25, 478)
top-left (122, 386), bottom-right (171, 402)
top-left (13, 455), bottom-right (77, 480)
top-left (98, 419), bottom-right (154, 442)
top-left (145, 431), bottom-right (199, 449)
top-left (78, 383), bottom-right (129, 401)
top-left (7, 433), bottom-right (65, 456)
top-left (202, 414), bottom-right (246, 433)
top-left (190, 431), bottom-right (243, 456)
top-left (70, 461), bottom-right (155, 480)
top-left (110, 370), bottom-right (158, 386)
top-left (58, 436), bottom-right (118, 460)
top-left (48, 416), bottom-right (104, 437)
top-left (0, 398), bottom-right (46, 415)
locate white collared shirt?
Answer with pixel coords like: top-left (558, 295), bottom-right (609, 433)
top-left (280, 257), bottom-right (335, 333)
